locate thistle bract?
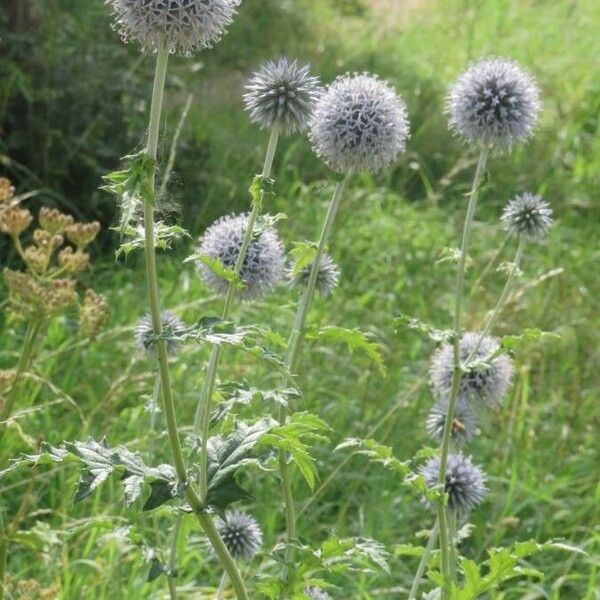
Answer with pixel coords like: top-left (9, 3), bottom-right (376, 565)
top-left (501, 192), bottom-right (553, 240)
top-left (426, 399), bottom-right (477, 445)
top-left (421, 453), bottom-right (487, 515)
top-left (244, 57), bottom-right (321, 135)
top-left (135, 310), bottom-right (184, 355)
top-left (304, 587), bottom-right (332, 600)
top-left (447, 57), bottom-right (540, 151)
top-left (289, 254), bottom-right (340, 298)
top-left (197, 213), bottom-right (285, 301)
top-left (108, 0), bottom-right (242, 55)
top-left (430, 332), bottom-right (513, 407)
top-left (215, 510), bottom-right (262, 560)
top-left (309, 73), bottom-right (410, 174)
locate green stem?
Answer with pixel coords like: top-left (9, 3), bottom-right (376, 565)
top-left (216, 571), bottom-right (229, 599)
top-left (142, 42), bottom-right (248, 600)
top-left (166, 511), bottom-right (183, 600)
top-left (0, 530), bottom-right (6, 600)
top-left (408, 520), bottom-right (439, 600)
top-left (447, 509), bottom-right (458, 583)
top-left (277, 176), bottom-right (351, 559)
top-left (436, 145), bottom-right (488, 598)
top-left (194, 124), bottom-right (280, 500)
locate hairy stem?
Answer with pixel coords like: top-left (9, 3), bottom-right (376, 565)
top-left (408, 520), bottom-right (439, 600)
top-left (194, 124), bottom-right (280, 500)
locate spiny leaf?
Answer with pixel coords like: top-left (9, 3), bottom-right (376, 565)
top-left (500, 328), bottom-right (562, 353)
top-left (113, 223), bottom-right (190, 260)
top-left (186, 254), bottom-right (243, 289)
top-left (289, 241), bottom-right (318, 277)
top-left (335, 437), bottom-right (410, 476)
top-left (394, 314), bottom-right (454, 343)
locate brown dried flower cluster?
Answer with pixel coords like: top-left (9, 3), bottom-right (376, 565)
top-left (79, 289), bottom-right (109, 340)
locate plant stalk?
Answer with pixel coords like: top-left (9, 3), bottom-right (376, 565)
top-left (408, 520), bottom-right (439, 600)
top-left (216, 571), bottom-right (229, 599)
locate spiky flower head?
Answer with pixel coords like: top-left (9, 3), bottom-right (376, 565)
top-left (289, 254), bottom-right (340, 298)
top-left (304, 588), bottom-right (332, 600)
top-left (430, 332), bottom-right (513, 407)
top-left (244, 57), bottom-right (321, 135)
top-left (215, 510), bottom-right (262, 560)
top-left (447, 57), bottom-right (540, 151)
top-left (426, 399), bottom-right (477, 446)
top-left (501, 192), bottom-right (553, 240)
top-left (421, 453), bottom-right (487, 515)
top-left (135, 310), bottom-right (184, 355)
top-left (197, 213), bottom-right (285, 301)
top-left (108, 0), bottom-right (242, 55)
top-left (309, 73), bottom-right (410, 174)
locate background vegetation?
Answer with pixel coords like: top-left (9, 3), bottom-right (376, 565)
top-left (1, 0), bottom-right (598, 597)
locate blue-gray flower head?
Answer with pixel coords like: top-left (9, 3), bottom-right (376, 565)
top-left (430, 332), bottom-right (513, 407)
top-left (135, 310), bottom-right (184, 355)
top-left (501, 192), bottom-right (553, 240)
top-left (244, 57), bottom-right (322, 135)
top-left (447, 57), bottom-right (540, 151)
top-left (289, 254), bottom-right (340, 298)
top-left (309, 73), bottom-right (410, 174)
top-left (426, 399), bottom-right (477, 445)
top-left (304, 588), bottom-right (332, 600)
top-left (215, 510), bottom-right (262, 560)
top-left (108, 0), bottom-right (242, 55)
top-left (197, 213), bottom-right (285, 301)
top-left (421, 453), bottom-right (487, 515)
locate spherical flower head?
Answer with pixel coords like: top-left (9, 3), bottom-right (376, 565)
top-left (426, 399), bottom-right (477, 446)
top-left (304, 588), bottom-right (332, 600)
top-left (215, 510), bottom-right (262, 560)
top-left (244, 57), bottom-right (322, 135)
top-left (501, 192), bottom-right (553, 240)
top-left (447, 57), bottom-right (541, 151)
top-left (289, 254), bottom-right (340, 298)
top-left (430, 332), bottom-right (513, 407)
top-left (197, 213), bottom-right (285, 301)
top-left (309, 73), bottom-right (410, 174)
top-left (135, 310), bottom-right (184, 355)
top-left (108, 0), bottom-right (242, 55)
top-left (421, 453), bottom-right (487, 515)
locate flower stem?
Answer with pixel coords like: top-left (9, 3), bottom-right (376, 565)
top-left (216, 571), bottom-right (229, 599)
top-left (436, 145), bottom-right (488, 597)
top-left (166, 511), bottom-right (183, 599)
top-left (142, 42), bottom-right (249, 600)
top-left (277, 175), bottom-right (351, 558)
top-left (194, 124), bottom-right (280, 501)
top-left (408, 520), bottom-right (439, 600)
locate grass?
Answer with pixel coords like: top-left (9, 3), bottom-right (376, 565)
top-left (1, 0), bottom-right (599, 598)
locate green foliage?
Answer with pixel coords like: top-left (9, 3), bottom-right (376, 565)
top-left (289, 241), bottom-right (318, 276)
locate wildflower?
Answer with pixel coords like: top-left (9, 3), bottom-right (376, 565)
top-left (430, 332), bottom-right (513, 407)
top-left (421, 453), bottom-right (487, 515)
top-left (501, 192), bottom-right (553, 240)
top-left (39, 207), bottom-right (74, 235)
top-left (426, 399), bottom-right (477, 445)
top-left (65, 221), bottom-right (100, 248)
top-left (0, 369), bottom-right (17, 393)
top-left (58, 247), bottom-right (91, 274)
top-left (0, 207), bottom-right (33, 238)
top-left (109, 0), bottom-right (242, 55)
top-left (304, 588), bottom-right (332, 600)
top-left (79, 290), bottom-right (109, 340)
top-left (288, 254), bottom-right (340, 298)
top-left (0, 177), bottom-right (15, 203)
top-left (244, 57), bottom-right (321, 135)
top-left (197, 213), bottom-right (285, 300)
top-left (309, 73), bottom-right (410, 174)
top-left (23, 246), bottom-right (49, 275)
top-left (447, 57), bottom-right (540, 151)
top-left (33, 229), bottom-right (64, 254)
top-left (215, 510), bottom-right (262, 560)
top-left (135, 311), bottom-right (184, 355)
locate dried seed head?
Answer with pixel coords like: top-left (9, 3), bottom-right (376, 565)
top-left (430, 332), bottom-right (514, 407)
top-left (197, 213), bottom-right (285, 301)
top-left (421, 453), bottom-right (487, 515)
top-left (0, 207), bottom-right (33, 238)
top-left (0, 178), bottom-right (15, 203)
top-left (309, 73), bottom-right (410, 174)
top-left (33, 229), bottom-right (64, 254)
top-left (244, 57), bottom-right (322, 135)
top-left (447, 57), bottom-right (541, 151)
top-left (108, 0), bottom-right (242, 55)
top-left (23, 246), bottom-right (50, 275)
top-left (135, 310), bottom-right (184, 355)
top-left (501, 192), bottom-right (553, 240)
top-left (66, 221), bottom-right (101, 248)
top-left (39, 207), bottom-right (75, 235)
top-left (426, 399), bottom-right (477, 445)
top-left (215, 510), bottom-right (262, 560)
top-left (304, 588), bottom-right (332, 600)
top-left (288, 254), bottom-right (340, 298)
top-left (45, 279), bottom-right (79, 314)
top-left (0, 369), bottom-right (17, 393)
top-left (58, 247), bottom-right (91, 274)
top-left (79, 289), bottom-right (109, 340)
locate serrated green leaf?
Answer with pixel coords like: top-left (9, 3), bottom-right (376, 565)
top-left (289, 241), bottom-right (318, 277)
top-left (500, 328), bottom-right (562, 352)
top-left (394, 314), bottom-right (454, 343)
top-left (189, 254), bottom-right (244, 289)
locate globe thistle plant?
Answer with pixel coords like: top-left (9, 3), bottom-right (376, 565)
top-left (244, 57), bottom-right (322, 135)
top-left (426, 399), bottom-right (477, 446)
top-left (197, 213), bottom-right (285, 301)
top-left (289, 254), bottom-right (340, 298)
top-left (430, 332), bottom-right (513, 407)
top-left (214, 510), bottom-right (263, 561)
top-left (421, 453), bottom-right (487, 516)
top-left (447, 57), bottom-right (541, 151)
top-left (108, 0), bottom-right (242, 55)
top-left (135, 310), bottom-right (184, 355)
top-left (304, 588), bottom-right (332, 600)
top-left (501, 192), bottom-right (553, 240)
top-left (309, 73), bottom-right (410, 174)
